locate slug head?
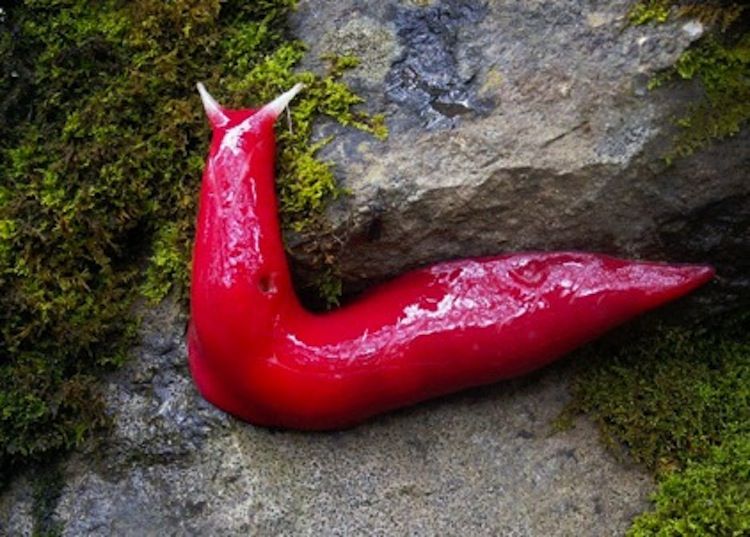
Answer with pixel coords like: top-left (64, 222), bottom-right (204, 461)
top-left (197, 82), bottom-right (304, 134)
top-left (191, 83), bottom-right (305, 357)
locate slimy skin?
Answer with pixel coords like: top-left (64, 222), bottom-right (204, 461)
top-left (188, 85), bottom-right (714, 430)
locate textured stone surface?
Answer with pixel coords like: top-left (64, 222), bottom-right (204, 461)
top-left (1, 299), bottom-right (651, 536)
top-left (287, 0), bottom-right (749, 309)
top-left (0, 475), bottom-right (33, 536)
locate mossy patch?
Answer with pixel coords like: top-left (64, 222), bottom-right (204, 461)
top-left (0, 0), bottom-right (384, 480)
top-left (628, 434), bottom-right (750, 536)
top-left (630, 1), bottom-right (750, 162)
top-left (565, 311), bottom-right (749, 534)
top-left (629, 0), bottom-right (674, 25)
top-left (568, 314), bottom-right (749, 472)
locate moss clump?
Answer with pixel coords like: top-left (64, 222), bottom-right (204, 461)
top-left (567, 311), bottom-right (749, 533)
top-left (666, 30), bottom-right (750, 162)
top-left (629, 434), bottom-right (750, 536)
top-left (569, 316), bottom-right (749, 471)
top-left (0, 0), bottom-right (384, 479)
top-left (630, 1), bottom-right (750, 162)
top-left (629, 0), bottom-right (674, 25)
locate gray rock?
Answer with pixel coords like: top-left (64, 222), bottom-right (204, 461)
top-left (1, 297), bottom-right (651, 536)
top-left (287, 0), bottom-right (749, 309)
top-left (0, 475), bottom-right (33, 536)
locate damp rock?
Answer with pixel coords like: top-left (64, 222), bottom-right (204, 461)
top-left (288, 0), bottom-right (748, 312)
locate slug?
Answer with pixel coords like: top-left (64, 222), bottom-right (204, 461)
top-left (188, 84), bottom-right (714, 430)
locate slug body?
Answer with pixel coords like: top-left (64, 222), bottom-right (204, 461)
top-left (188, 85), bottom-right (714, 430)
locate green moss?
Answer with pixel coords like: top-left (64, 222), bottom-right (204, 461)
top-left (630, 1), bottom-right (750, 162)
top-left (629, 1), bottom-right (673, 25)
top-left (566, 311), bottom-right (749, 533)
top-left (141, 222), bottom-right (189, 302)
top-left (0, 0), bottom-right (384, 478)
top-left (666, 31), bottom-right (750, 162)
top-left (629, 434), bottom-right (750, 536)
top-left (309, 267), bottom-right (344, 308)
top-left (569, 314), bottom-right (749, 471)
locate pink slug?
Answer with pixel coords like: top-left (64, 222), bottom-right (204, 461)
top-left (188, 84), bottom-right (714, 430)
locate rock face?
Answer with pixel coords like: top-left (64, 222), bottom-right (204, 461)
top-left (0, 299), bottom-right (651, 536)
top-left (288, 0), bottom-right (749, 308)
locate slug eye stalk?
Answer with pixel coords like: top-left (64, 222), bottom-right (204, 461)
top-left (196, 82), bottom-right (305, 129)
top-left (261, 83), bottom-right (305, 118)
top-left (187, 84), bottom-right (714, 431)
top-left (196, 82), bottom-right (229, 128)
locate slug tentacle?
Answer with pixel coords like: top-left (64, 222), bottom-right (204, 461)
top-left (197, 82), bottom-right (229, 128)
top-left (260, 83), bottom-right (306, 119)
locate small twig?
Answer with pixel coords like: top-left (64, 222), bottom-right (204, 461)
top-left (286, 106), bottom-right (293, 135)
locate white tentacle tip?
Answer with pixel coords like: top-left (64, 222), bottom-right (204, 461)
top-left (197, 82), bottom-right (229, 128)
top-left (262, 83), bottom-right (306, 118)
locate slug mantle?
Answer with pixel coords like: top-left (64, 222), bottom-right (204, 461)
top-left (187, 85), bottom-right (714, 430)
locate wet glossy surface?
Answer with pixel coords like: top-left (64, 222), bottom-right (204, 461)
top-left (188, 87), bottom-right (714, 430)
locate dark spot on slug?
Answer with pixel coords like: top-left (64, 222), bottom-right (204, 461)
top-left (258, 274), bottom-right (277, 294)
